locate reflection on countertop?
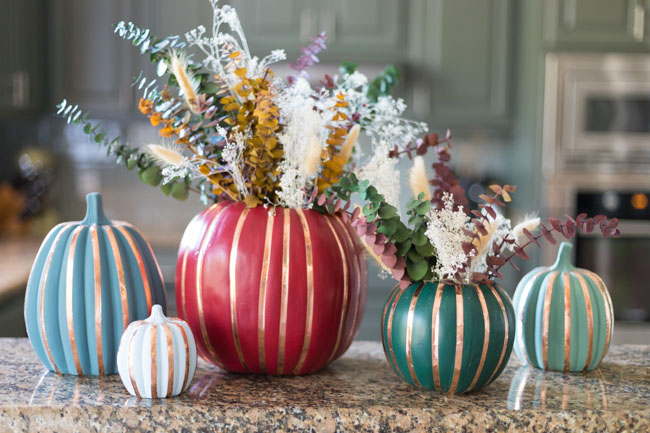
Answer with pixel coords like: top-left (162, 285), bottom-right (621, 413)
top-left (2, 339), bottom-right (648, 432)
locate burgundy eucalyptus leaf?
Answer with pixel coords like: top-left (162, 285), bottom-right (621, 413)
top-left (514, 246), bottom-right (529, 260)
top-left (523, 228), bottom-right (541, 247)
top-left (541, 227), bottom-right (557, 245)
top-left (384, 242), bottom-right (397, 256)
top-left (393, 257), bottom-right (406, 271)
top-left (382, 254), bottom-right (398, 268)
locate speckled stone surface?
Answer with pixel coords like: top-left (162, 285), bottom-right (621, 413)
top-left (0, 338), bottom-right (648, 432)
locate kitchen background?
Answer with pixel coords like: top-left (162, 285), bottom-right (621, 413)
top-left (1, 0), bottom-right (649, 343)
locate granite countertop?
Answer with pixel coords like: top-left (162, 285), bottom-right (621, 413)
top-left (0, 339), bottom-right (648, 432)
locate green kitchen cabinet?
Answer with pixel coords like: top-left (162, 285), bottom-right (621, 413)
top-left (544, 0), bottom-right (650, 51)
top-left (0, 0), bottom-right (45, 117)
top-left (50, 0), bottom-right (142, 116)
top-left (230, 0), bottom-right (408, 63)
top-left (408, 0), bottom-right (514, 135)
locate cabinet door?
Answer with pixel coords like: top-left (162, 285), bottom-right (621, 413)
top-left (0, 0), bottom-right (45, 115)
top-left (315, 0), bottom-right (407, 62)
top-left (229, 0), bottom-right (306, 59)
top-left (230, 0), bottom-right (407, 63)
top-left (51, 0), bottom-right (140, 115)
top-left (544, 0), bottom-right (650, 50)
top-left (411, 0), bottom-right (513, 133)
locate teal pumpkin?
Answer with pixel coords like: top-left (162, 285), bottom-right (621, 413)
top-left (381, 282), bottom-right (515, 394)
top-left (24, 193), bottom-right (167, 375)
top-left (512, 242), bottom-right (614, 372)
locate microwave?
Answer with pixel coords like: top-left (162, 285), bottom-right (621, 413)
top-left (544, 53), bottom-right (650, 174)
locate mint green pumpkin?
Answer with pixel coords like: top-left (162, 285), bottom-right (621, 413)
top-left (381, 282), bottom-right (515, 394)
top-left (513, 242), bottom-right (614, 372)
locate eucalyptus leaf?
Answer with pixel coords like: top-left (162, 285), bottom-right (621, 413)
top-left (406, 260), bottom-right (429, 281)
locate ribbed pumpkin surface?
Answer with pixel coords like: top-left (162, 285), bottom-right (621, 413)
top-left (513, 242), bottom-right (614, 372)
top-left (24, 193), bottom-right (167, 375)
top-left (175, 201), bottom-right (368, 375)
top-left (382, 282), bottom-right (515, 394)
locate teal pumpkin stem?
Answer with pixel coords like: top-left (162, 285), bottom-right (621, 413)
top-left (551, 242), bottom-right (575, 271)
top-left (82, 192), bottom-right (111, 225)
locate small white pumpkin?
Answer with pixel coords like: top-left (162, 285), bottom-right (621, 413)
top-left (117, 304), bottom-right (197, 398)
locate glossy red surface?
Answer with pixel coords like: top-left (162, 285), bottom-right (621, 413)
top-left (175, 202), bottom-right (367, 375)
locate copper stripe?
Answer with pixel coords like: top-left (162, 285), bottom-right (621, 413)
top-left (325, 216), bottom-right (349, 364)
top-left (25, 223), bottom-right (63, 330)
top-left (128, 322), bottom-right (145, 398)
top-left (486, 284), bottom-right (509, 384)
top-left (174, 322), bottom-right (191, 391)
top-left (179, 249), bottom-right (189, 320)
top-left (196, 204), bottom-right (228, 368)
top-left (65, 226), bottom-right (84, 375)
top-left (115, 225), bottom-right (152, 312)
top-left (116, 221), bottom-right (166, 307)
top-left (405, 283), bottom-right (423, 387)
top-left (468, 284), bottom-right (490, 391)
top-left (431, 283), bottom-right (444, 391)
top-left (542, 272), bottom-right (558, 370)
top-left (90, 226), bottom-right (105, 375)
top-left (39, 223), bottom-right (72, 374)
top-left (151, 325), bottom-right (158, 398)
top-left (381, 286), bottom-right (399, 357)
top-left (105, 227), bottom-right (130, 330)
top-left (293, 209), bottom-right (315, 374)
top-left (563, 273), bottom-right (572, 372)
top-left (386, 287), bottom-right (406, 379)
top-left (586, 271), bottom-right (613, 355)
top-left (334, 217), bottom-right (360, 353)
top-left (448, 285), bottom-right (464, 394)
top-left (228, 207), bottom-right (250, 371)
top-left (516, 270), bottom-right (545, 366)
top-left (277, 208), bottom-right (291, 374)
top-left (163, 325), bottom-right (174, 397)
top-left (575, 274), bottom-right (594, 371)
top-left (257, 212), bottom-right (274, 373)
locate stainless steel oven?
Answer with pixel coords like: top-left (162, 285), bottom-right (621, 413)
top-left (575, 191), bottom-right (650, 322)
top-left (544, 53), bottom-right (650, 174)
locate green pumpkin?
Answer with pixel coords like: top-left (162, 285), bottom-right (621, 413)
top-left (513, 242), bottom-right (614, 372)
top-left (381, 281), bottom-right (515, 394)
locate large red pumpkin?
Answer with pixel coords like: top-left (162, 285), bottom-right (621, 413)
top-left (175, 201), bottom-right (367, 375)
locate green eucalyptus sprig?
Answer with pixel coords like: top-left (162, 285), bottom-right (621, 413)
top-left (314, 172), bottom-right (436, 289)
top-left (54, 101), bottom-right (192, 201)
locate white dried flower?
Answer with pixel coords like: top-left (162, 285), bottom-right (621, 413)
top-left (425, 193), bottom-right (473, 282)
top-left (356, 145), bottom-right (401, 209)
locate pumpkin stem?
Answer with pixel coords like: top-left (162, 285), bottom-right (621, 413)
top-left (82, 192), bottom-right (111, 225)
top-left (552, 241), bottom-right (575, 271)
top-left (148, 304), bottom-right (167, 323)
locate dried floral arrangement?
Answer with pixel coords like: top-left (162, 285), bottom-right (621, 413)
top-left (56, 0), bottom-right (619, 290)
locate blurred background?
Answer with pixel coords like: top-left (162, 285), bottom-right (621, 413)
top-left (1, 0), bottom-right (649, 343)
